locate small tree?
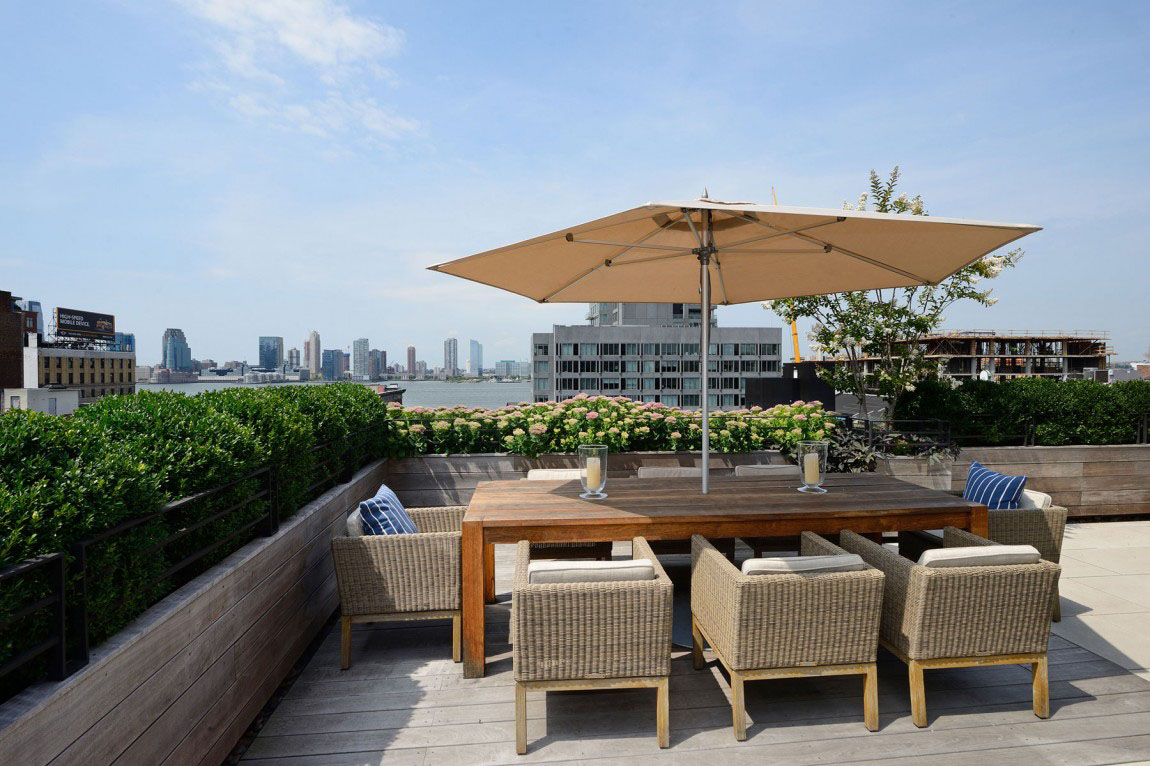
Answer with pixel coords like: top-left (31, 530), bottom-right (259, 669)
top-left (764, 167), bottom-right (1022, 419)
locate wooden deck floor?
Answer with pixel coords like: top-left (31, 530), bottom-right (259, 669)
top-left (241, 544), bottom-right (1150, 766)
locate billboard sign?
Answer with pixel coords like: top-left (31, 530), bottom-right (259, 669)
top-left (55, 307), bottom-right (116, 338)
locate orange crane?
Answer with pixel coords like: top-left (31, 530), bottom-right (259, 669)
top-left (772, 186), bottom-right (802, 363)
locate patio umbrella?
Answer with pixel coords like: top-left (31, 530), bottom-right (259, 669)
top-left (429, 198), bottom-right (1039, 493)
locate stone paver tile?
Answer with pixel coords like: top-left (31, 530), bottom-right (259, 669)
top-left (1066, 548), bottom-right (1150, 576)
top-left (1074, 575), bottom-right (1150, 611)
top-left (1063, 524), bottom-right (1150, 551)
top-left (1059, 579), bottom-right (1148, 618)
top-left (1053, 612), bottom-right (1150, 670)
top-left (1058, 552), bottom-right (1124, 578)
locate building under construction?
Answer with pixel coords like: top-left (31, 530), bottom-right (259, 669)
top-left (850, 330), bottom-right (1113, 382)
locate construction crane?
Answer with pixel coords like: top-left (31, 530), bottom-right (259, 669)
top-left (772, 186), bottom-right (802, 363)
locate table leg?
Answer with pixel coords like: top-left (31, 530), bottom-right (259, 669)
top-left (484, 544), bottom-right (496, 604)
top-left (462, 520), bottom-right (486, 678)
top-left (970, 505), bottom-right (989, 538)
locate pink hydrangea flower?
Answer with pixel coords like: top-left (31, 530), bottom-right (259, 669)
top-left (586, 410), bottom-right (600, 419)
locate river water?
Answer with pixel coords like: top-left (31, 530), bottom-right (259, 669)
top-left (135, 379), bottom-right (533, 409)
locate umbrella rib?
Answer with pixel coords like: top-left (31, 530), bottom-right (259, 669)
top-left (566, 237), bottom-right (692, 253)
top-left (736, 214), bottom-right (932, 284)
top-left (542, 212), bottom-right (689, 302)
top-left (721, 248), bottom-right (829, 254)
top-left (606, 251), bottom-right (696, 268)
top-left (713, 254), bottom-right (730, 305)
top-left (720, 218), bottom-right (845, 250)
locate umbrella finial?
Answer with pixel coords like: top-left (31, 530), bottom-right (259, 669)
top-left (701, 187), bottom-right (709, 199)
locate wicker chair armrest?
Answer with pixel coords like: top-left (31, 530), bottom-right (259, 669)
top-left (331, 532), bottom-right (461, 617)
top-left (690, 535), bottom-right (742, 663)
top-left (512, 537), bottom-right (673, 682)
top-left (987, 507), bottom-right (1067, 563)
top-left (942, 526), bottom-right (996, 548)
top-left (406, 505), bottom-right (466, 533)
top-left (838, 529), bottom-right (920, 656)
top-left (799, 530), bottom-right (852, 557)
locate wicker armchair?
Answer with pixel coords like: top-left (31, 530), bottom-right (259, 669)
top-left (690, 533), bottom-right (885, 740)
top-left (524, 469), bottom-right (614, 561)
top-left (512, 537), bottom-right (673, 754)
top-left (330, 506), bottom-right (465, 669)
top-left (898, 490), bottom-right (1067, 620)
top-left (839, 528), bottom-right (1061, 727)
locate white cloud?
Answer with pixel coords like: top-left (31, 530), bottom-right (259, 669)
top-left (177, 0), bottom-right (417, 143)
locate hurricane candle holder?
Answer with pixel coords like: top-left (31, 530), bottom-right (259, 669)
top-left (796, 440), bottom-right (829, 493)
top-left (578, 444), bottom-right (608, 499)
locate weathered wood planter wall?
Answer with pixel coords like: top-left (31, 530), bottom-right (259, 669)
top-left (386, 450), bottom-right (786, 507)
top-left (953, 444), bottom-right (1150, 518)
top-left (0, 459), bottom-right (387, 766)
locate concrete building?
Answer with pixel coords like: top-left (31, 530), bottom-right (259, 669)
top-left (531, 303), bottom-right (782, 408)
top-left (495, 360), bottom-right (530, 378)
top-left (24, 334), bottom-right (136, 405)
top-left (407, 346), bottom-right (417, 379)
top-left (352, 338), bottom-right (370, 380)
top-left (369, 349), bottom-right (385, 379)
top-left (258, 336), bottom-right (284, 369)
top-left (287, 347), bottom-right (300, 368)
top-left (3, 388), bottom-right (81, 416)
top-left (305, 331), bottom-right (322, 376)
top-left (838, 330), bottom-right (1114, 382)
top-left (444, 337), bottom-right (458, 377)
top-left (468, 339), bottom-right (483, 376)
top-left (161, 328), bottom-right (192, 371)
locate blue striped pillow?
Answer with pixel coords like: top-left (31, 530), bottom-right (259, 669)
top-left (963, 460), bottom-right (1027, 510)
top-left (359, 484), bottom-right (418, 535)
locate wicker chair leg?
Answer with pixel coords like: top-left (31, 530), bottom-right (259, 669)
top-left (1033, 655), bottom-right (1050, 719)
top-left (908, 660), bottom-right (927, 728)
top-left (731, 671), bottom-right (747, 741)
top-left (690, 616), bottom-right (706, 671)
top-left (1053, 591), bottom-right (1061, 622)
top-left (452, 613), bottom-right (462, 663)
top-left (340, 616), bottom-right (352, 670)
top-left (515, 683), bottom-right (527, 754)
top-left (657, 677), bottom-right (670, 748)
top-left (863, 663), bottom-right (879, 732)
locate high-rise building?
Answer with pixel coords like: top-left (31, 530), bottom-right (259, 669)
top-left (340, 352), bottom-right (350, 375)
top-left (468, 339), bottom-right (483, 376)
top-left (306, 331), bottom-right (321, 376)
top-left (111, 332), bottom-right (135, 353)
top-left (161, 328), bottom-right (192, 371)
top-left (495, 360), bottom-right (529, 378)
top-left (320, 349), bottom-right (340, 381)
top-left (287, 347), bottom-right (300, 368)
top-left (368, 348), bottom-right (385, 379)
top-left (531, 303), bottom-right (781, 409)
top-left (352, 338), bottom-right (370, 379)
top-left (1, 291), bottom-right (25, 391)
top-left (258, 336), bottom-right (284, 369)
top-left (444, 337), bottom-right (458, 377)
top-left (407, 345), bottom-right (416, 378)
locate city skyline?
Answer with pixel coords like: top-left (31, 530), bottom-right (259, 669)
top-left (2, 3), bottom-right (1148, 364)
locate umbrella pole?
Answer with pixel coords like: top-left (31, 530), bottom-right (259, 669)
top-left (699, 209), bottom-right (714, 494)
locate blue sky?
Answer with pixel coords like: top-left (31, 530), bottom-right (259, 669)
top-left (2, 0), bottom-right (1147, 367)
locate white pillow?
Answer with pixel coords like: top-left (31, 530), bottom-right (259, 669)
top-left (527, 559), bottom-right (655, 584)
top-left (1018, 490), bottom-right (1053, 509)
top-left (741, 554), bottom-right (866, 575)
top-left (918, 544), bottom-right (1040, 568)
top-left (346, 508), bottom-right (365, 537)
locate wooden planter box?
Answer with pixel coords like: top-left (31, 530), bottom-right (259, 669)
top-left (386, 450), bottom-right (786, 507)
top-left (876, 455), bottom-right (955, 492)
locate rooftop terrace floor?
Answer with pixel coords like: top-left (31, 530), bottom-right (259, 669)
top-left (242, 524), bottom-right (1150, 766)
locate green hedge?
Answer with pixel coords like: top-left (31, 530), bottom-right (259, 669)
top-left (0, 382), bottom-right (389, 701)
top-left (896, 378), bottom-right (1150, 446)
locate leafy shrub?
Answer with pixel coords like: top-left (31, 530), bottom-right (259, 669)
top-left (897, 378), bottom-right (1150, 446)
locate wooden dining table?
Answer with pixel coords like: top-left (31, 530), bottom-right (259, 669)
top-left (460, 472), bottom-right (987, 678)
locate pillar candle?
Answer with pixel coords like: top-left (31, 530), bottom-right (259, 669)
top-left (585, 456), bottom-right (601, 490)
top-left (802, 452), bottom-right (821, 485)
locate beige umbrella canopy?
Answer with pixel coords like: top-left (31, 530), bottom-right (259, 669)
top-left (430, 198), bottom-right (1040, 492)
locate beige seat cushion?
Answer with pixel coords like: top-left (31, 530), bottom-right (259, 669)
top-left (1018, 489), bottom-right (1053, 509)
top-left (527, 559), bottom-right (655, 584)
top-left (918, 544), bottom-right (1041, 568)
top-left (346, 508), bottom-right (364, 537)
top-left (741, 554), bottom-right (866, 575)
top-left (525, 469), bottom-right (582, 480)
top-left (636, 466), bottom-right (702, 478)
top-left (734, 464), bottom-right (796, 477)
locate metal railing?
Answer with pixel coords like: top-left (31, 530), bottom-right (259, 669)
top-left (0, 424), bottom-right (384, 700)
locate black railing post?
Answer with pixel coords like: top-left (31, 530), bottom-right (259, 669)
top-left (265, 466), bottom-right (280, 537)
top-left (67, 541), bottom-right (90, 672)
top-left (340, 433), bottom-right (356, 484)
top-left (48, 553), bottom-right (66, 681)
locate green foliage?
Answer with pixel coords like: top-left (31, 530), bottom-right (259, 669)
top-left (896, 378), bottom-right (1150, 446)
top-left (765, 167), bottom-right (1023, 418)
top-left (0, 382), bottom-right (389, 702)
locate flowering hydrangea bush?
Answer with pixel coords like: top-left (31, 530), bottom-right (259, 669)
top-left (384, 395), bottom-right (834, 459)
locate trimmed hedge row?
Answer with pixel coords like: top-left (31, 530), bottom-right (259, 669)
top-left (0, 383), bottom-right (388, 701)
top-left (895, 378), bottom-right (1150, 446)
